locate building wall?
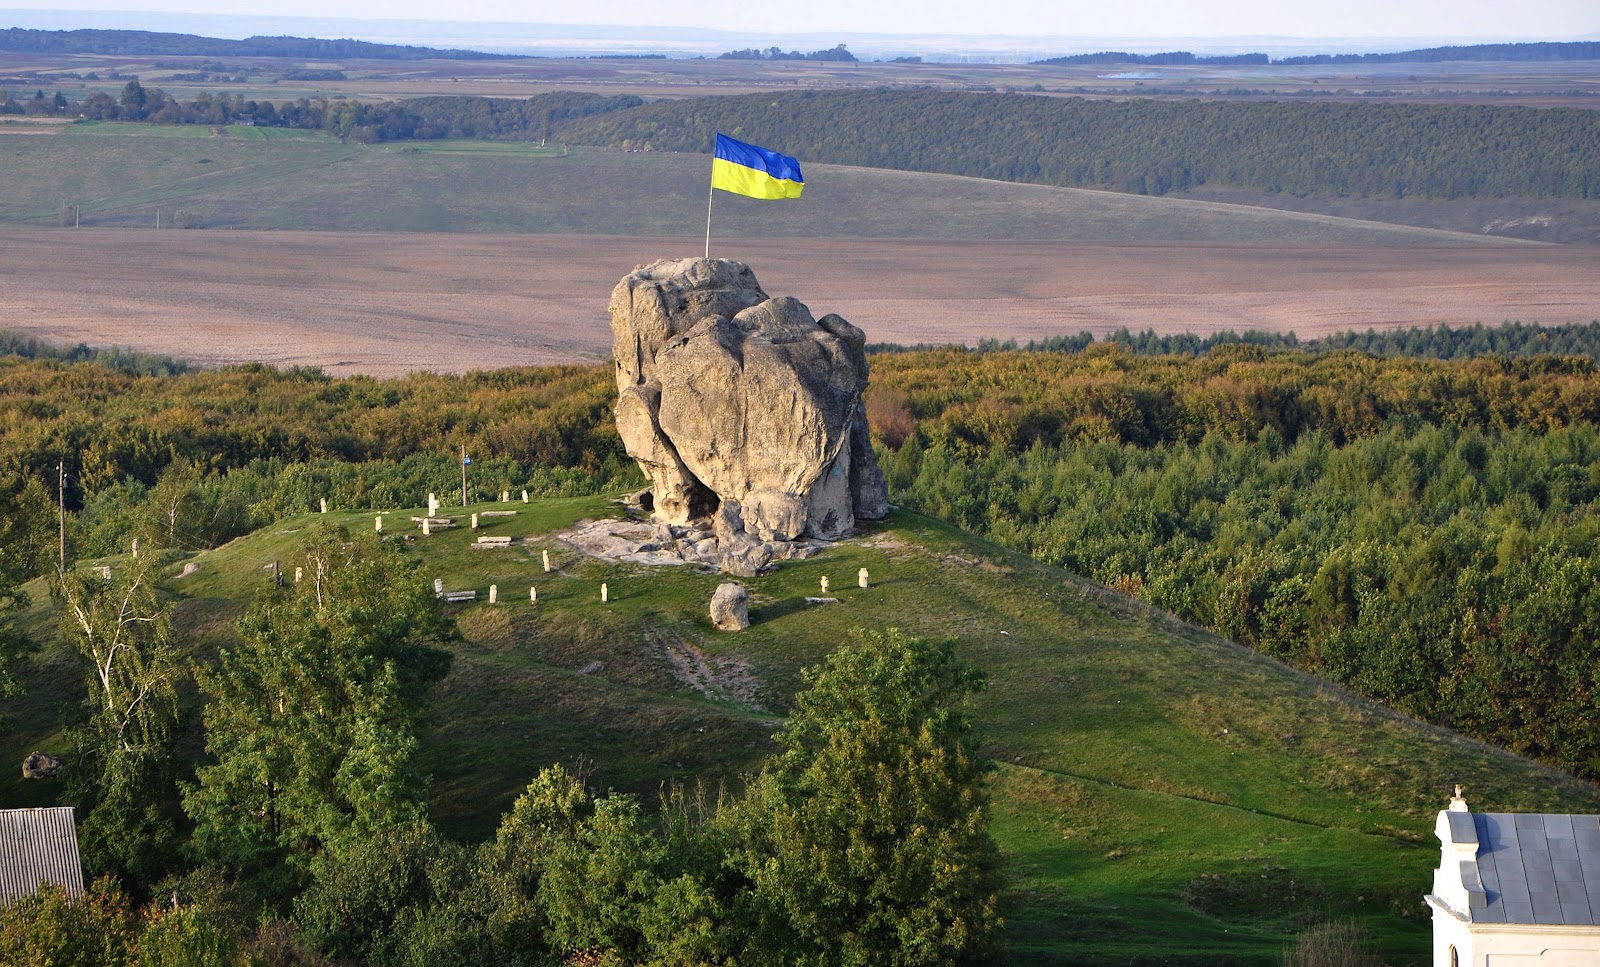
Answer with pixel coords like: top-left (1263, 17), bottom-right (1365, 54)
top-left (1431, 901), bottom-right (1600, 966)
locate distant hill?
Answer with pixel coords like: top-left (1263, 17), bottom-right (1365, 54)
top-left (0, 26), bottom-right (521, 60)
top-left (1036, 40), bottom-right (1600, 66)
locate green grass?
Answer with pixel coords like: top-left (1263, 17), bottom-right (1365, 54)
top-left (0, 122), bottom-right (1501, 242)
top-left (5, 497), bottom-right (1597, 964)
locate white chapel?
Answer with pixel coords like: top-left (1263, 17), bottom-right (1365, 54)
top-left (1427, 787), bottom-right (1600, 966)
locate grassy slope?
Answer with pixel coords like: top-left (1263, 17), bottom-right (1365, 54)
top-left (5, 496), bottom-right (1597, 965)
top-left (0, 122), bottom-right (1506, 244)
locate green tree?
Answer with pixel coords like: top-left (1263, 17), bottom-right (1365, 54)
top-left (730, 629), bottom-right (1004, 966)
top-left (0, 474), bottom-right (52, 697)
top-left (0, 878), bottom-right (138, 966)
top-left (183, 528), bottom-right (453, 895)
top-left (55, 556), bottom-right (181, 890)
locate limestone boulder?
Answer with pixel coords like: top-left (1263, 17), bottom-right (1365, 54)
top-left (710, 582), bottom-right (750, 631)
top-left (609, 258), bottom-right (888, 560)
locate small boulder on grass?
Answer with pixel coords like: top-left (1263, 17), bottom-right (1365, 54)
top-left (710, 582), bottom-right (750, 631)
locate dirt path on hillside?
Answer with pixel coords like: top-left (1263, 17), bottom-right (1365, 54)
top-left (3, 230), bottom-right (1596, 376)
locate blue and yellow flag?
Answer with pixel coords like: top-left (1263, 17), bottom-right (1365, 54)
top-left (711, 133), bottom-right (804, 200)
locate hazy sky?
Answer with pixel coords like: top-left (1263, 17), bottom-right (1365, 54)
top-left (29, 0), bottom-right (1600, 40)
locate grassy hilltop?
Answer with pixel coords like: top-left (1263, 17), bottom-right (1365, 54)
top-left (6, 492), bottom-right (1597, 964)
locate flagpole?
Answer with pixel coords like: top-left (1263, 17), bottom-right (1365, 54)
top-left (704, 179), bottom-right (715, 260)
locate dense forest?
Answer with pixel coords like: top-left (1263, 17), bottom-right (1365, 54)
top-left (555, 90), bottom-right (1600, 199)
top-left (862, 342), bottom-right (1600, 780)
top-left (0, 27), bottom-right (517, 60)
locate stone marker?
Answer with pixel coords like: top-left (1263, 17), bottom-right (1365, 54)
top-left (131, 537), bottom-right (140, 558)
top-left (859, 567), bottom-right (870, 588)
top-left (542, 549), bottom-right (551, 572)
top-left (295, 566), bottom-right (303, 583)
top-left (376, 515), bottom-right (384, 532)
top-left (489, 585), bottom-right (498, 604)
top-left (471, 513), bottom-right (479, 529)
top-left (710, 582), bottom-right (750, 631)
top-left (522, 490), bottom-right (529, 503)
top-left (423, 518), bottom-right (431, 536)
top-left (96, 566), bottom-right (112, 580)
top-left (601, 583), bottom-right (609, 603)
top-left (501, 490), bottom-right (510, 503)
top-left (428, 493), bottom-right (439, 516)
top-left (320, 497), bottom-right (328, 513)
top-left (530, 586), bottom-right (538, 604)
top-left (434, 578), bottom-right (445, 598)
top-left (819, 575), bottom-right (830, 594)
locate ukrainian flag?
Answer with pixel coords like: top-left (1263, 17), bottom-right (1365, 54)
top-left (711, 133), bottom-right (805, 200)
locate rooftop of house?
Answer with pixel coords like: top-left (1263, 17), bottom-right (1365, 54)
top-left (0, 807), bottom-right (85, 905)
top-left (1433, 788), bottom-right (1600, 926)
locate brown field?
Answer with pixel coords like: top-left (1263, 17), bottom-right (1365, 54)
top-left (2, 229), bottom-right (1597, 376)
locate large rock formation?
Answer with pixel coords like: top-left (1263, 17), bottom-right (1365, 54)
top-left (611, 258), bottom-right (888, 566)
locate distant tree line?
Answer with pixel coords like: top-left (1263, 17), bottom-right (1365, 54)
top-left (554, 90), bottom-right (1600, 199)
top-left (71, 83), bottom-right (641, 142)
top-left (923, 320), bottom-right (1600, 361)
top-left (718, 43), bottom-right (858, 62)
top-left (0, 27), bottom-right (520, 60)
top-left (1276, 41), bottom-right (1600, 65)
top-left (1035, 41), bottom-right (1600, 66)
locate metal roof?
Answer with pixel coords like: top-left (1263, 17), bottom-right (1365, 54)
top-left (1469, 812), bottom-right (1600, 925)
top-left (0, 807), bottom-right (84, 904)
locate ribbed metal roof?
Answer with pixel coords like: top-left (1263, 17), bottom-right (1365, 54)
top-left (0, 807), bottom-right (85, 903)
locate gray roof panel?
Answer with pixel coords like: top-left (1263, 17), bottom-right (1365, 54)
top-left (1531, 890), bottom-right (1564, 924)
top-left (1448, 810), bottom-right (1479, 845)
top-left (0, 807), bottom-right (84, 903)
top-left (1546, 815), bottom-right (1577, 840)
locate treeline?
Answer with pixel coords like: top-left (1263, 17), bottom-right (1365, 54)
top-left (0, 354), bottom-right (631, 562)
top-left (0, 332), bottom-right (190, 376)
top-left (942, 320), bottom-right (1600, 361)
top-left (1036, 41), bottom-right (1600, 66)
top-left (72, 83), bottom-right (642, 143)
top-left (0, 27), bottom-right (517, 60)
top-left (1278, 41), bottom-right (1600, 65)
top-left (718, 43), bottom-right (857, 61)
top-left (864, 345), bottom-right (1600, 780)
top-left (554, 90), bottom-right (1600, 199)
